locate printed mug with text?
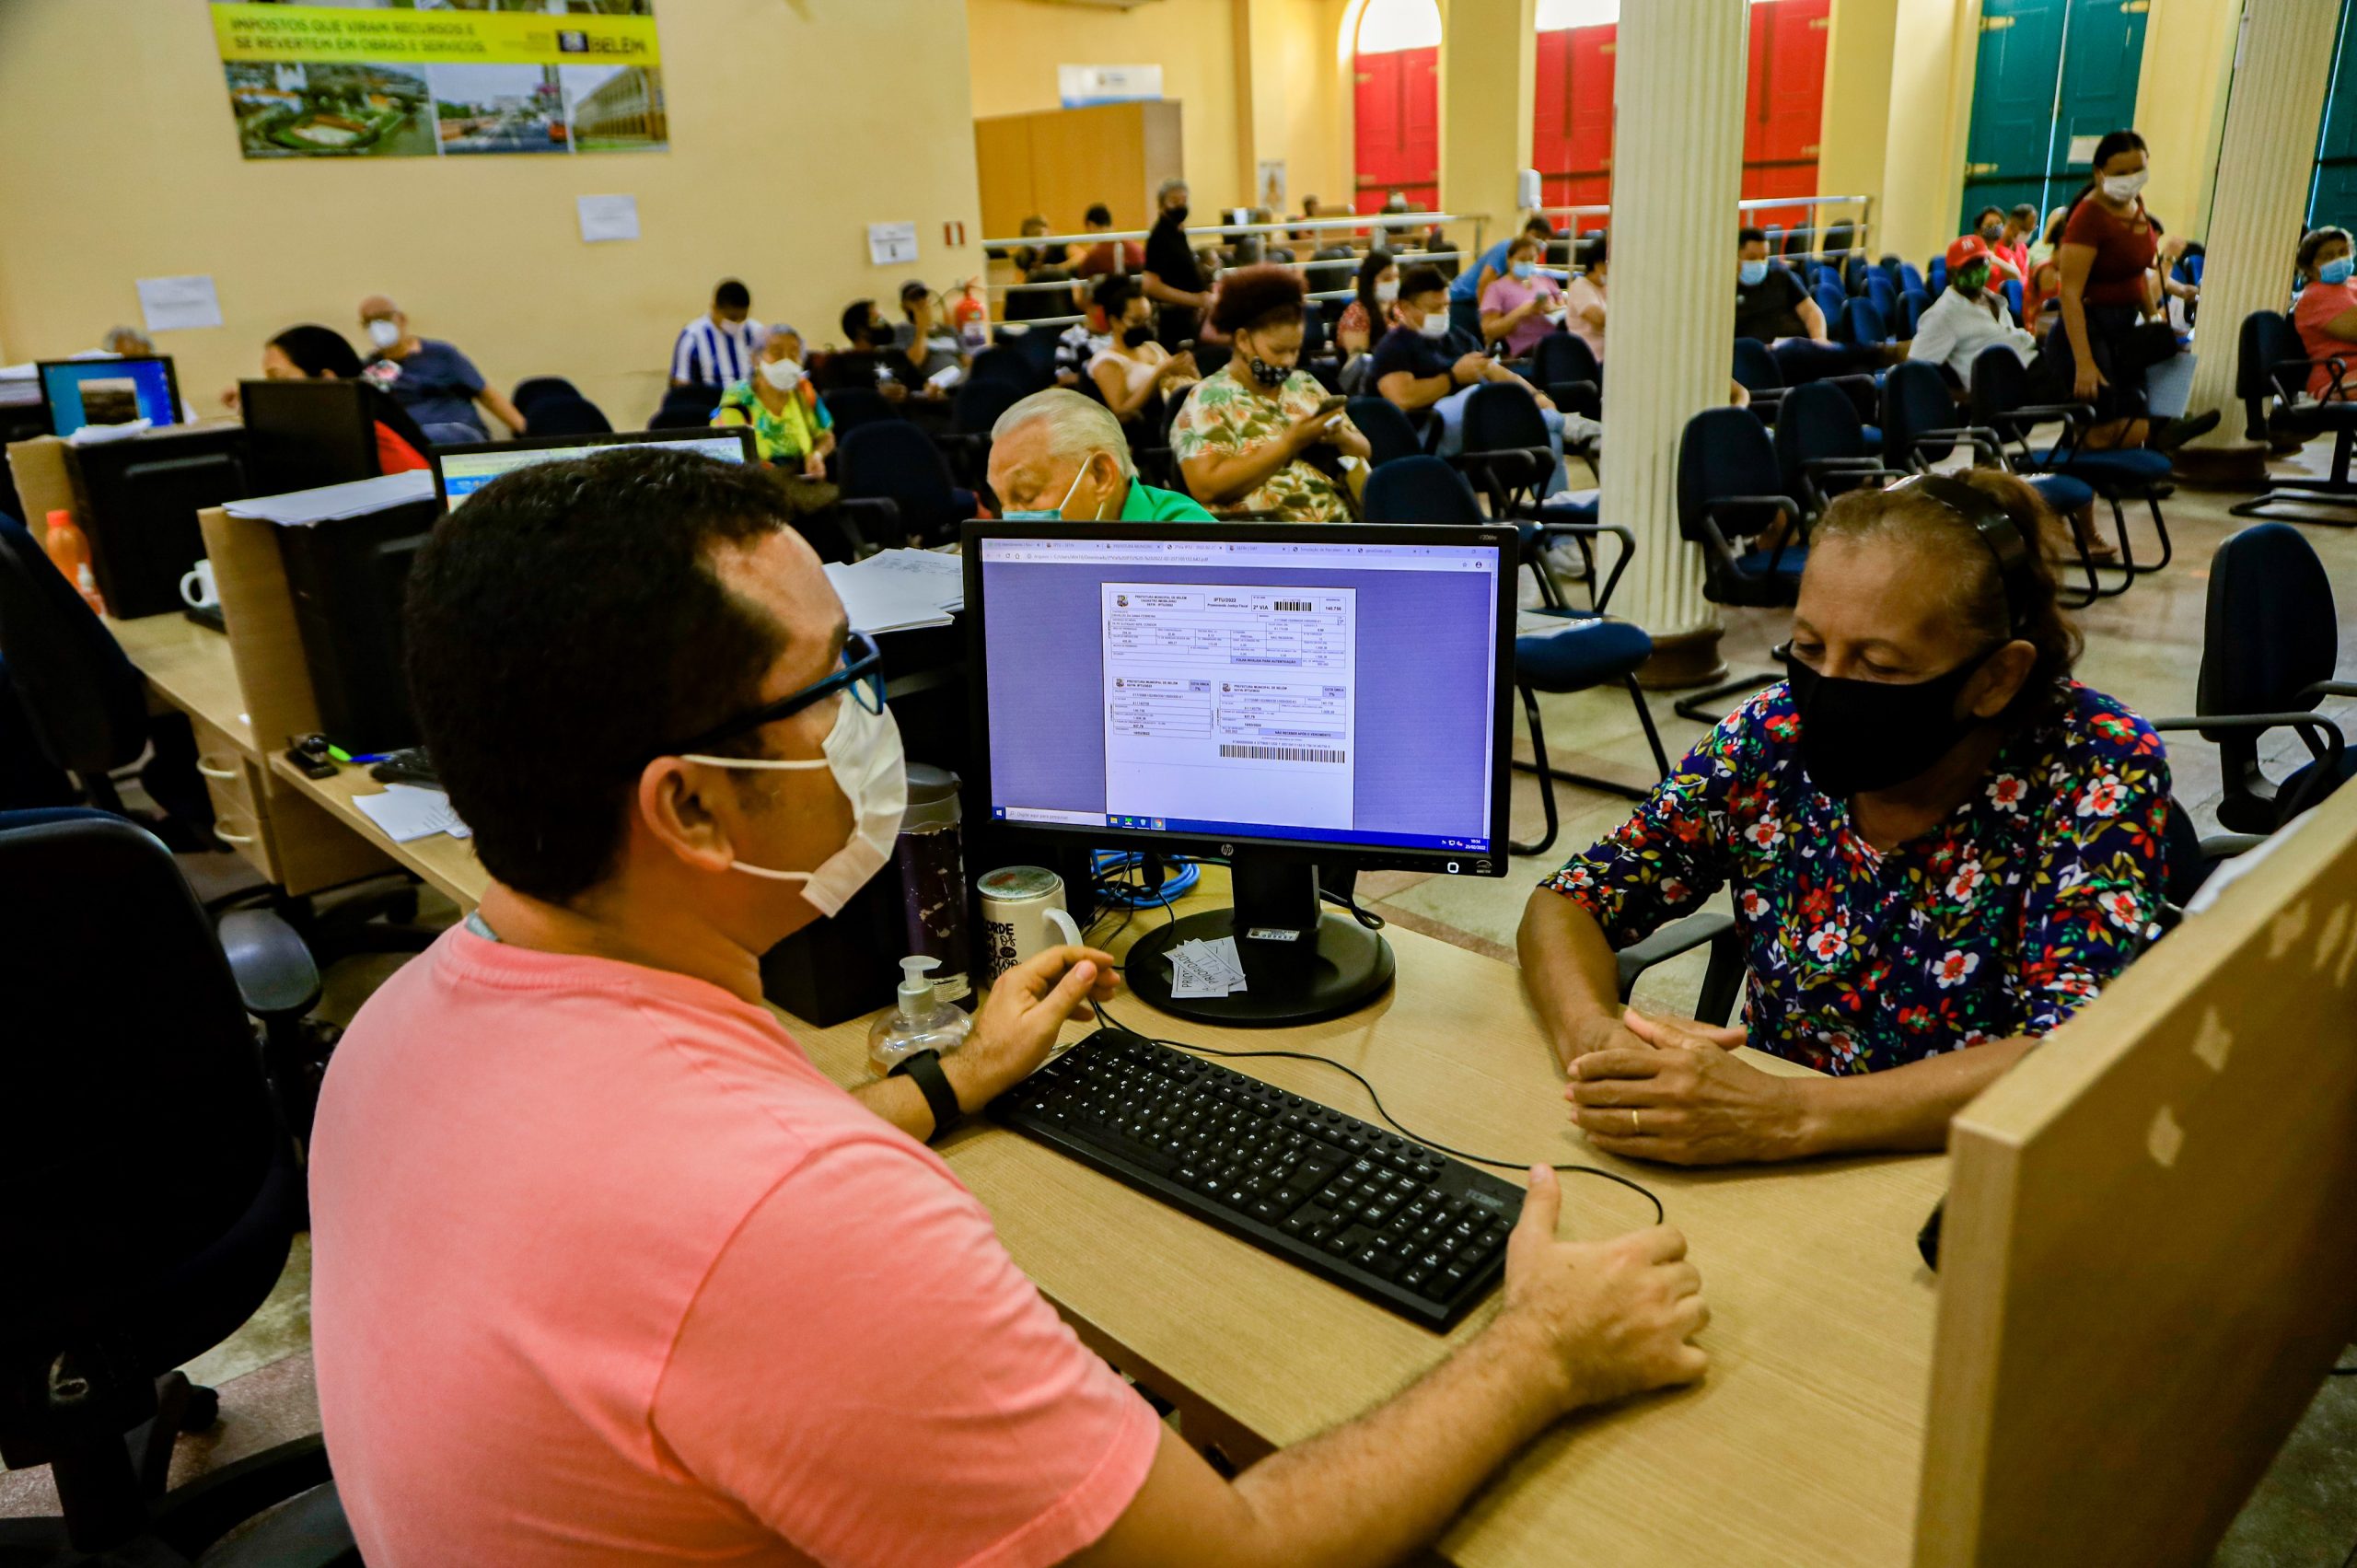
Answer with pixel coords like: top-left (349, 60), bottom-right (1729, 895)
top-left (977, 865), bottom-right (1083, 985)
top-left (179, 558), bottom-right (218, 611)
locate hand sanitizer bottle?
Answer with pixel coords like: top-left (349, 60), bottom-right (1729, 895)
top-left (868, 956), bottom-right (972, 1077)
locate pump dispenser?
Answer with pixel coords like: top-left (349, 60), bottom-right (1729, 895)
top-left (867, 955), bottom-right (972, 1076)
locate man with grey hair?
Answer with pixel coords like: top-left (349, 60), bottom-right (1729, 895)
top-left (357, 293), bottom-right (526, 443)
top-left (986, 389), bottom-right (1213, 522)
top-left (1143, 178), bottom-right (1210, 351)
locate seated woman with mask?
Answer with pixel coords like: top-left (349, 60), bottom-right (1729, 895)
top-left (1173, 265), bottom-right (1371, 521)
top-left (1518, 470), bottom-right (2169, 1167)
top-left (713, 331), bottom-right (834, 476)
top-left (1087, 276), bottom-right (1198, 426)
top-left (229, 324), bottom-right (435, 472)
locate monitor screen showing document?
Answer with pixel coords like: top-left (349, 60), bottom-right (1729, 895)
top-left (433, 428), bottom-right (752, 507)
top-left (976, 531), bottom-right (1505, 857)
top-left (39, 358), bottom-right (180, 436)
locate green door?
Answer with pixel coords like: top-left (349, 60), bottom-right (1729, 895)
top-left (1960, 0), bottom-right (2148, 235)
top-left (1962, 0), bottom-right (2070, 231)
top-left (2314, 0), bottom-right (2357, 233)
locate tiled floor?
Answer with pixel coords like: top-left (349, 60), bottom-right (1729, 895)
top-left (10, 437), bottom-right (2354, 1562)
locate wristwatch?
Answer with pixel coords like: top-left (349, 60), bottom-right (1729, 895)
top-left (888, 1049), bottom-right (965, 1142)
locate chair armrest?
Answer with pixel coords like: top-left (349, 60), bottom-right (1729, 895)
top-left (1528, 519), bottom-right (1636, 611)
top-left (2005, 401), bottom-right (2098, 425)
top-left (2152, 712), bottom-right (2349, 819)
top-left (216, 908), bottom-right (322, 1023)
top-left (1614, 912), bottom-right (1736, 1004)
top-left (1700, 494), bottom-right (1799, 515)
top-left (1910, 425), bottom-right (2009, 464)
top-left (830, 496), bottom-right (900, 556)
top-left (2200, 831), bottom-right (2270, 863)
top-left (2301, 680), bottom-right (2357, 702)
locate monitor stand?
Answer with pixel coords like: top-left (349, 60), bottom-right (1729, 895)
top-left (1122, 856), bottom-right (1394, 1027)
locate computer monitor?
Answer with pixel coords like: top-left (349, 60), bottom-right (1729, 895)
top-left (967, 522), bottom-right (1516, 1025)
top-left (240, 378), bottom-right (379, 496)
top-left (429, 426), bottom-right (756, 509)
top-left (37, 357), bottom-right (180, 437)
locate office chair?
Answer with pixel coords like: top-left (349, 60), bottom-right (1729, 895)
top-left (1533, 333), bottom-right (1602, 408)
top-left (838, 422), bottom-right (977, 548)
top-left (1782, 226), bottom-right (1814, 257)
top-left (1001, 277), bottom-right (1078, 327)
top-left (647, 382), bottom-right (721, 430)
top-left (2182, 524), bottom-right (2356, 833)
top-left (2228, 309), bottom-right (2357, 524)
top-left (2001, 279), bottom-right (2025, 325)
top-left (939, 377), bottom-right (1028, 499)
top-left (1812, 282), bottom-right (1849, 337)
top-left (1840, 251), bottom-right (1869, 296)
top-left (1773, 380), bottom-right (1904, 517)
top-left (820, 385), bottom-right (901, 438)
top-left (1841, 297), bottom-right (1891, 351)
top-left (0, 812), bottom-right (358, 1568)
top-left (1670, 406), bottom-right (1806, 723)
top-left (1898, 261), bottom-right (1925, 296)
top-left (1346, 396), bottom-right (1425, 470)
top-left (1967, 345), bottom-right (2170, 584)
top-left (1864, 273), bottom-right (1899, 330)
top-left (510, 376), bottom-right (582, 418)
top-left (999, 325), bottom-right (1067, 386)
top-left (968, 346), bottom-right (1048, 396)
top-left (1732, 339), bottom-right (1785, 424)
top-left (1903, 290), bottom-right (1931, 340)
top-left (1456, 381), bottom-right (1562, 522)
top-left (521, 394), bottom-right (611, 437)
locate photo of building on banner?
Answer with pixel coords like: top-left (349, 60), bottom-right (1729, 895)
top-left (212, 1), bottom-right (666, 161)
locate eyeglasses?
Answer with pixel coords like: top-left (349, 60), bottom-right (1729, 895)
top-left (657, 631), bottom-right (884, 761)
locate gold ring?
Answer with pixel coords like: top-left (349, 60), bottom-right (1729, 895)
top-left (1629, 1109), bottom-right (1642, 1137)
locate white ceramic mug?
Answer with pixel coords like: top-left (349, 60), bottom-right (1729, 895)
top-left (179, 558), bottom-right (218, 611)
top-left (977, 865), bottom-right (1082, 985)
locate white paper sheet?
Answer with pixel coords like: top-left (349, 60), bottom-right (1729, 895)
top-left (223, 470), bottom-right (436, 527)
top-left (868, 221), bottom-right (919, 266)
top-left (576, 193), bottom-right (640, 244)
top-left (136, 274), bottom-right (223, 333)
top-left (822, 558), bottom-right (957, 634)
top-left (354, 784), bottom-right (470, 843)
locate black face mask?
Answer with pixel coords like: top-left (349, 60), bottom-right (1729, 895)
top-left (1980, 226), bottom-right (2003, 243)
top-left (1122, 323), bottom-right (1155, 349)
top-left (1163, 204), bottom-right (1190, 226)
top-left (1238, 342), bottom-right (1292, 388)
top-left (1782, 646), bottom-right (1995, 796)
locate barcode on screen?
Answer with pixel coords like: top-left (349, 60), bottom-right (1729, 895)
top-left (1272, 600), bottom-right (1313, 611)
top-left (1219, 744), bottom-right (1347, 763)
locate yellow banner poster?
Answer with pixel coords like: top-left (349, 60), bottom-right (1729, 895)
top-left (212, 2), bottom-right (667, 160)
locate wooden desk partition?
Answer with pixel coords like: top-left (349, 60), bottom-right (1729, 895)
top-left (1918, 782), bottom-right (2357, 1566)
top-left (6, 436), bottom-right (79, 541)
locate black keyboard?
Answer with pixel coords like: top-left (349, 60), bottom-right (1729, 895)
top-left (366, 747), bottom-right (438, 787)
top-left (992, 1029), bottom-right (1525, 1329)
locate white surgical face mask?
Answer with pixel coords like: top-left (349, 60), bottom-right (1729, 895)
top-left (366, 319), bottom-right (401, 350)
top-left (2101, 170), bottom-right (2147, 203)
top-left (760, 357), bottom-right (804, 392)
top-left (682, 695), bottom-right (908, 918)
top-left (1374, 279), bottom-right (1400, 305)
top-left (1414, 310), bottom-right (1450, 341)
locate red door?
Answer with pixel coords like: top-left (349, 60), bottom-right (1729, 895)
top-left (1354, 46), bottom-right (1439, 213)
top-left (1742, 0), bottom-right (1830, 232)
top-left (1559, 25), bottom-right (1615, 217)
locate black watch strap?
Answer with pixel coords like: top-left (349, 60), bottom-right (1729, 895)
top-left (888, 1049), bottom-right (964, 1141)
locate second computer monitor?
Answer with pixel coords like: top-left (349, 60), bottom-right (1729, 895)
top-left (38, 357), bottom-right (180, 437)
top-left (240, 377), bottom-right (380, 496)
top-left (967, 523), bottom-right (1516, 1024)
top-left (430, 426), bottom-right (756, 509)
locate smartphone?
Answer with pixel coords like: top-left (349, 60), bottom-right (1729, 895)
top-left (1313, 393), bottom-right (1349, 416)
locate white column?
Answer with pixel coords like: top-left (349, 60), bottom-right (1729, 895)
top-left (1603, 0), bottom-right (1748, 670)
top-left (2180, 0), bottom-right (2339, 461)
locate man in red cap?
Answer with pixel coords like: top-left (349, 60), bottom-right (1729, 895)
top-left (1908, 234), bottom-right (2037, 381)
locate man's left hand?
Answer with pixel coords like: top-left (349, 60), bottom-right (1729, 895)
top-left (1567, 1007), bottom-right (1815, 1166)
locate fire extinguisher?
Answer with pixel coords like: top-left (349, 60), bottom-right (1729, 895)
top-left (948, 277), bottom-right (989, 352)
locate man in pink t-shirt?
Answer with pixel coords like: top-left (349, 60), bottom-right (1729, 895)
top-left (312, 447), bottom-right (1710, 1566)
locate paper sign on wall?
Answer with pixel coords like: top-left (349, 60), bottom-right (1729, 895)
top-left (135, 275), bottom-right (224, 333)
top-left (576, 193), bottom-right (639, 243)
top-left (868, 221), bottom-right (919, 267)
top-left (1058, 64), bottom-right (1162, 108)
top-left (1258, 160), bottom-right (1287, 211)
top-left (2066, 134), bottom-right (2102, 166)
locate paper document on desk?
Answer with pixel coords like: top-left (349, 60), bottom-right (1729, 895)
top-left (856, 548), bottom-right (965, 610)
top-left (65, 420), bottom-right (155, 447)
top-left (823, 556), bottom-right (958, 634)
top-left (1167, 935), bottom-right (1248, 1000)
top-left (224, 470), bottom-right (436, 528)
top-left (354, 784), bottom-right (471, 843)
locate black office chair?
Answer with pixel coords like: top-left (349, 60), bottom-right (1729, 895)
top-left (2228, 309), bottom-right (2357, 524)
top-left (1731, 338), bottom-right (1785, 424)
top-left (1347, 396), bottom-right (1426, 470)
top-left (940, 377), bottom-right (1028, 499)
top-left (0, 516), bottom-right (213, 846)
top-left (0, 811), bottom-right (358, 1568)
top-left (1969, 343), bottom-right (2175, 579)
top-left (1772, 380), bottom-right (1903, 517)
top-left (511, 376), bottom-right (582, 419)
top-left (1533, 333), bottom-right (1602, 410)
top-left (2182, 523), bottom-right (2356, 832)
top-left (647, 382), bottom-right (720, 430)
top-left (820, 386), bottom-right (901, 437)
top-left (1668, 408), bottom-right (1806, 723)
top-left (838, 422), bottom-right (977, 548)
top-left (520, 394), bottom-right (611, 437)
top-left (1456, 381), bottom-right (1561, 521)
top-left (968, 346), bottom-right (1048, 396)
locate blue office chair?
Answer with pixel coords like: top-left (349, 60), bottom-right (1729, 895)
top-left (1347, 396), bottom-right (1427, 470)
top-left (2001, 278), bottom-right (2026, 324)
top-left (1362, 454), bottom-right (1482, 525)
top-left (0, 811), bottom-right (357, 1567)
top-left (1812, 282), bottom-right (1849, 334)
top-left (940, 377), bottom-right (1028, 496)
top-left (821, 385), bottom-right (902, 436)
top-left (999, 325), bottom-right (1066, 386)
top-left (1732, 339), bottom-right (1785, 424)
top-left (1902, 289), bottom-right (1931, 341)
top-left (1969, 344), bottom-right (2173, 579)
top-left (1898, 262), bottom-right (1926, 296)
top-left (839, 421), bottom-right (977, 548)
top-left (1533, 332), bottom-right (1602, 405)
top-left (2227, 309), bottom-right (2357, 524)
top-left (969, 345), bottom-right (1048, 396)
top-left (521, 393), bottom-right (611, 436)
top-left (1864, 273), bottom-right (1898, 327)
top-left (1842, 297), bottom-right (1891, 350)
top-left (1842, 253), bottom-right (1871, 296)
top-left (1457, 381), bottom-right (1562, 521)
top-left (511, 376), bottom-right (583, 418)
top-left (2189, 523), bottom-right (2357, 832)
top-left (1927, 256), bottom-right (1947, 294)
top-left (1669, 407), bottom-right (1808, 725)
top-left (1773, 380), bottom-right (1903, 517)
top-left (1877, 254), bottom-right (1904, 286)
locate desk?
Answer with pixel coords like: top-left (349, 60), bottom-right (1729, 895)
top-left (242, 753), bottom-right (1948, 1568)
top-left (267, 752), bottom-right (486, 911)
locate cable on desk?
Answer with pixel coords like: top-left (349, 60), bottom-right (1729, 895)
top-left (1091, 997), bottom-right (1666, 1225)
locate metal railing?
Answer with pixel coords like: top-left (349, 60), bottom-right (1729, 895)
top-left (1537, 192), bottom-right (1877, 250)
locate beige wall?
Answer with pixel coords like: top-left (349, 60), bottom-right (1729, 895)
top-left (2134, 0), bottom-right (2245, 240)
top-left (0, 0), bottom-right (986, 429)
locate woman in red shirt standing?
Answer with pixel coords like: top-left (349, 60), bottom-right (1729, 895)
top-left (2036, 131), bottom-right (2217, 452)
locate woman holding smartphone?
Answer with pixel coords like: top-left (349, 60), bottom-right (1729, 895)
top-left (1173, 266), bottom-right (1369, 521)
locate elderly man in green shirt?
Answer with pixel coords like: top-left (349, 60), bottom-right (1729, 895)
top-left (987, 389), bottom-right (1213, 522)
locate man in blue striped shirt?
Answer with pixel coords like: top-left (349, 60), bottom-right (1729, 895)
top-left (671, 280), bottom-right (768, 389)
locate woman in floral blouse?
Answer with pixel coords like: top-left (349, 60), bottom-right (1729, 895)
top-left (1174, 264), bottom-right (1369, 521)
top-left (1519, 470), bottom-right (2169, 1166)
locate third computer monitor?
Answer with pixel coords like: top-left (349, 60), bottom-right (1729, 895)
top-left (38, 357), bottom-right (180, 437)
top-left (968, 522), bottom-right (1517, 1023)
top-left (429, 426), bottom-right (756, 509)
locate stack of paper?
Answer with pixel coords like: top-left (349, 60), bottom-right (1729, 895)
top-left (822, 548), bottom-right (965, 633)
top-left (225, 470), bottom-right (436, 528)
top-left (353, 784), bottom-right (471, 843)
top-left (1167, 936), bottom-right (1248, 1000)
